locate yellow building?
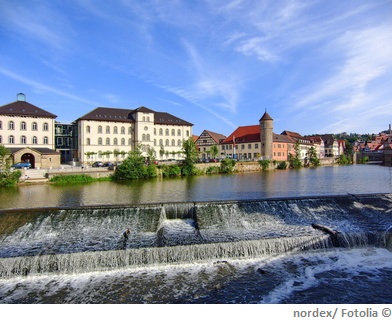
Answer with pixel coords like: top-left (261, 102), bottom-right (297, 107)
top-left (76, 106), bottom-right (193, 164)
top-left (0, 93), bottom-right (60, 168)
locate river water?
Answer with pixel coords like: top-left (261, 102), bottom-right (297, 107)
top-left (1, 164), bottom-right (392, 209)
top-left (0, 164), bottom-right (392, 306)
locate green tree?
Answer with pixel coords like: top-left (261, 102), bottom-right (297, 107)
top-left (181, 137), bottom-right (199, 175)
top-left (288, 142), bottom-right (303, 169)
top-left (307, 146), bottom-right (320, 167)
top-left (210, 145), bottom-right (219, 159)
top-left (113, 150), bottom-right (157, 180)
top-left (0, 145), bottom-right (21, 187)
top-left (0, 145), bottom-right (10, 171)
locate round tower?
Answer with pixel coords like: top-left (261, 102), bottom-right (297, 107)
top-left (260, 110), bottom-right (273, 160)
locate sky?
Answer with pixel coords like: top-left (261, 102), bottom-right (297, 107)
top-left (1, 0), bottom-right (392, 137)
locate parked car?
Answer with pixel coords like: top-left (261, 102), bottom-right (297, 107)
top-left (11, 162), bottom-right (31, 169)
top-left (92, 161), bottom-right (104, 167)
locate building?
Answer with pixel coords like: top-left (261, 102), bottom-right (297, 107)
top-left (0, 93), bottom-right (60, 168)
top-left (76, 106), bottom-right (193, 164)
top-left (260, 111), bottom-right (273, 160)
top-left (55, 122), bottom-right (78, 163)
top-left (195, 130), bottom-right (226, 160)
top-left (320, 134), bottom-right (339, 157)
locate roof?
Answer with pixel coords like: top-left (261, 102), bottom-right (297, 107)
top-left (259, 111), bottom-right (273, 121)
top-left (0, 100), bottom-right (57, 119)
top-left (197, 130), bottom-right (226, 144)
top-left (221, 125), bottom-right (260, 144)
top-left (77, 106), bottom-right (193, 126)
top-left (8, 147), bottom-right (60, 155)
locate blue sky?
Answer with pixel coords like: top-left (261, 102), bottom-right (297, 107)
top-left (1, 0), bottom-right (391, 137)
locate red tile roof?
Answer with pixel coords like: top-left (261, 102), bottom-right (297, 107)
top-left (221, 125), bottom-right (260, 144)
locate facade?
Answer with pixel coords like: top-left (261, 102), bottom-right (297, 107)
top-left (55, 122), bottom-right (78, 163)
top-left (0, 94), bottom-right (60, 168)
top-left (76, 106), bottom-right (193, 164)
top-left (195, 130), bottom-right (226, 160)
top-left (321, 134), bottom-right (339, 157)
top-left (260, 111), bottom-right (273, 160)
top-left (281, 130), bottom-right (315, 160)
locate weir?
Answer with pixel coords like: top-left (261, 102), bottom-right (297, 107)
top-left (0, 193), bottom-right (391, 278)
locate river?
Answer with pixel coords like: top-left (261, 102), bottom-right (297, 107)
top-left (1, 164), bottom-right (392, 209)
top-left (0, 164), bottom-right (392, 307)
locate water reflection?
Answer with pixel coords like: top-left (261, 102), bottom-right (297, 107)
top-left (0, 165), bottom-right (391, 210)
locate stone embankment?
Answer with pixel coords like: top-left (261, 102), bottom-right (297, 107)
top-left (18, 158), bottom-right (340, 183)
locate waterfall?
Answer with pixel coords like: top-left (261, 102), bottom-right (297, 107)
top-left (1, 194), bottom-right (392, 278)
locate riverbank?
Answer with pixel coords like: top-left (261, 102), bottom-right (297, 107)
top-left (18, 158), bottom-right (340, 185)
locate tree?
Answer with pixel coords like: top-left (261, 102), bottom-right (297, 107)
top-left (0, 145), bottom-right (10, 171)
top-left (181, 137), bottom-right (199, 175)
top-left (210, 145), bottom-right (219, 159)
top-left (307, 147), bottom-right (320, 167)
top-left (113, 149), bottom-right (157, 180)
top-left (288, 142), bottom-right (303, 169)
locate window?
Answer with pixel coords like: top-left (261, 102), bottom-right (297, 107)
top-left (121, 138), bottom-right (125, 145)
top-left (8, 121), bottom-right (14, 130)
top-left (171, 139), bottom-right (175, 146)
top-left (98, 125), bottom-right (103, 134)
top-left (20, 121), bottom-right (26, 130)
top-left (248, 144), bottom-right (251, 149)
top-left (106, 126), bottom-right (110, 134)
top-left (114, 126), bottom-right (118, 134)
top-left (21, 136), bottom-right (26, 144)
top-left (159, 128), bottom-right (163, 136)
top-left (43, 123), bottom-right (49, 131)
top-left (0, 121), bottom-right (2, 129)
top-left (147, 134), bottom-right (150, 141)
top-left (32, 122), bottom-right (37, 131)
top-left (142, 134), bottom-right (146, 141)
top-left (159, 139), bottom-right (163, 146)
top-left (98, 138), bottom-right (103, 145)
top-left (86, 138), bottom-right (91, 145)
top-left (9, 135), bottom-right (14, 144)
top-left (0, 135), bottom-right (2, 144)
top-left (121, 126), bottom-right (125, 134)
top-left (171, 129), bottom-right (175, 136)
top-left (57, 138), bottom-right (63, 146)
top-left (86, 126), bottom-right (91, 134)
top-left (177, 129), bottom-right (181, 136)
top-left (43, 136), bottom-right (49, 144)
top-left (154, 128), bottom-right (157, 135)
top-left (165, 129), bottom-right (169, 136)
top-left (165, 139), bottom-right (169, 146)
top-left (114, 138), bottom-right (118, 145)
top-left (178, 140), bottom-right (182, 146)
top-left (186, 130), bottom-right (190, 137)
top-left (128, 138), bottom-right (132, 146)
top-left (32, 136), bottom-right (38, 144)
top-left (128, 127), bottom-right (132, 134)
top-left (106, 138), bottom-right (110, 145)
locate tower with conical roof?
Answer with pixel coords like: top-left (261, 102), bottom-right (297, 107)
top-left (260, 110), bottom-right (273, 160)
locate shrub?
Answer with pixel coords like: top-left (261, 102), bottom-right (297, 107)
top-left (205, 166), bottom-right (220, 174)
top-left (258, 159), bottom-right (270, 171)
top-left (220, 158), bottom-right (236, 173)
top-left (162, 165), bottom-right (182, 177)
top-left (0, 170), bottom-right (21, 187)
top-left (49, 174), bottom-right (95, 184)
top-left (276, 161), bottom-right (288, 170)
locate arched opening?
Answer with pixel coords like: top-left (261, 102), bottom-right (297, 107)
top-left (21, 153), bottom-right (35, 168)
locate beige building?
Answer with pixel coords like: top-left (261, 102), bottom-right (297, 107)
top-left (195, 130), bottom-right (226, 160)
top-left (76, 106), bottom-right (193, 164)
top-left (0, 94), bottom-right (60, 168)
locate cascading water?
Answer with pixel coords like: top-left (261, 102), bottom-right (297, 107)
top-left (0, 194), bottom-right (392, 279)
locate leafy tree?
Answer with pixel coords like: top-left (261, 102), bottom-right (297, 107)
top-left (288, 142), bottom-right (303, 169)
top-left (0, 145), bottom-right (10, 170)
top-left (113, 150), bottom-right (157, 180)
top-left (210, 145), bottom-right (219, 159)
top-left (307, 147), bottom-right (320, 167)
top-left (258, 159), bottom-right (270, 171)
top-left (181, 137), bottom-right (199, 175)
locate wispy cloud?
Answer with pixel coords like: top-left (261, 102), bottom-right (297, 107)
top-left (0, 67), bottom-right (98, 106)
